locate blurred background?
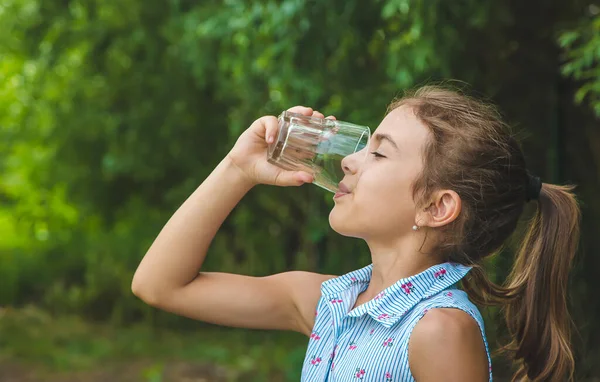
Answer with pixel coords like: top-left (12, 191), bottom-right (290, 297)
top-left (1, 0), bottom-right (599, 381)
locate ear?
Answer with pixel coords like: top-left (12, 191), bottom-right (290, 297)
top-left (416, 190), bottom-right (461, 228)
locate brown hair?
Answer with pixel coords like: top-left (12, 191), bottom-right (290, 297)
top-left (390, 85), bottom-right (581, 381)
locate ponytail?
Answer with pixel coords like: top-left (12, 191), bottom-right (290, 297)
top-left (502, 183), bottom-right (580, 381)
top-left (462, 183), bottom-right (580, 381)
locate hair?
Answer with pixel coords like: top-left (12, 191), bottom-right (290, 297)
top-left (389, 85), bottom-right (581, 382)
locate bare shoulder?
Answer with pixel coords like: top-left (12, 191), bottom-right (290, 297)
top-left (409, 308), bottom-right (488, 382)
top-left (272, 271), bottom-right (336, 335)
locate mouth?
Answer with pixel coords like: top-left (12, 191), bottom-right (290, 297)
top-left (334, 182), bottom-right (352, 199)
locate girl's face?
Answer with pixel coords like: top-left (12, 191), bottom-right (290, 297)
top-left (329, 105), bottom-right (431, 241)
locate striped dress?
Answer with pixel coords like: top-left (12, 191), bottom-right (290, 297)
top-left (301, 262), bottom-right (492, 381)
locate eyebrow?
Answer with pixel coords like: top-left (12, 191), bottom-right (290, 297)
top-left (373, 133), bottom-right (399, 151)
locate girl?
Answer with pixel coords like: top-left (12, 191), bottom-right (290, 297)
top-left (132, 86), bottom-right (580, 381)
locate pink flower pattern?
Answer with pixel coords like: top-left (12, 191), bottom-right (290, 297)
top-left (310, 356), bottom-right (322, 366)
top-left (401, 282), bottom-right (415, 294)
top-left (303, 263), bottom-right (490, 381)
top-left (354, 368), bottom-right (366, 379)
top-left (330, 345), bottom-right (338, 359)
top-left (434, 268), bottom-right (447, 280)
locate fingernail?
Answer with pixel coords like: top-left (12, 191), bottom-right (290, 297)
top-left (267, 136), bottom-right (273, 143)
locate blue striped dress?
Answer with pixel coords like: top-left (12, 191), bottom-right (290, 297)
top-left (301, 262), bottom-right (492, 381)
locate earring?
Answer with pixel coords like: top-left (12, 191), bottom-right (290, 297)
top-left (412, 225), bottom-right (419, 231)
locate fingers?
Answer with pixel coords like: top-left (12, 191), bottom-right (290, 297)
top-left (262, 108), bottom-right (335, 145)
top-left (261, 116), bottom-right (279, 144)
top-left (295, 171), bottom-right (314, 184)
top-left (312, 110), bottom-right (325, 119)
top-left (286, 106), bottom-right (336, 121)
top-left (287, 106), bottom-right (313, 116)
top-left (275, 171), bottom-right (314, 187)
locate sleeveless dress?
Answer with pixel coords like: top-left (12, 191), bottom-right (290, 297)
top-left (301, 262), bottom-right (492, 381)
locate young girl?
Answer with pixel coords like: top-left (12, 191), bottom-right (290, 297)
top-left (132, 86), bottom-right (580, 382)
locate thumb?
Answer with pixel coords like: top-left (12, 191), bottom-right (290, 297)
top-left (275, 171), bottom-right (314, 187)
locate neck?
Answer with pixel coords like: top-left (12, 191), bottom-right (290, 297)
top-left (362, 235), bottom-right (442, 300)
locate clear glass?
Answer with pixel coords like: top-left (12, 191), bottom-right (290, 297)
top-left (267, 111), bottom-right (371, 193)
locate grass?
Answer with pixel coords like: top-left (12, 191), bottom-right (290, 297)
top-left (0, 305), bottom-right (308, 381)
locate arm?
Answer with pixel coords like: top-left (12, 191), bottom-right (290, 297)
top-left (131, 156), bottom-right (254, 303)
top-left (408, 308), bottom-right (489, 381)
top-left (132, 107), bottom-right (334, 335)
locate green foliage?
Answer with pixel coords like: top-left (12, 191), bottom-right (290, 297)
top-left (0, 0), bottom-right (599, 378)
top-left (1, 0), bottom-right (498, 321)
top-left (560, 10), bottom-right (600, 116)
top-left (0, 306), bottom-right (307, 381)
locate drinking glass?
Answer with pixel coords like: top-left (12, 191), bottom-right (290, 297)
top-left (267, 111), bottom-right (371, 193)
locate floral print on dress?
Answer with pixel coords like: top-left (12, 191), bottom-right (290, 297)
top-left (349, 276), bottom-right (368, 286)
top-left (434, 268), bottom-right (447, 280)
top-left (354, 368), bottom-right (366, 379)
top-left (301, 262), bottom-right (491, 382)
top-left (401, 282), bottom-right (415, 294)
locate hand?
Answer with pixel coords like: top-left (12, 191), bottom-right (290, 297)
top-left (227, 106), bottom-right (335, 187)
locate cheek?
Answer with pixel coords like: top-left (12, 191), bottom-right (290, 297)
top-left (329, 169), bottom-right (417, 236)
top-left (358, 183), bottom-right (412, 226)
top-left (360, 166), bottom-right (416, 208)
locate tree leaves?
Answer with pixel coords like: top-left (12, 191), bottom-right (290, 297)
top-left (1, 8), bottom-right (599, 379)
top-left (559, 13), bottom-right (600, 115)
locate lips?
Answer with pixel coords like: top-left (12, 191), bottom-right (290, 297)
top-left (334, 182), bottom-right (352, 199)
top-left (338, 182), bottom-right (352, 194)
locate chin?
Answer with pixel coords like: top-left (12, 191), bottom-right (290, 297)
top-left (329, 206), bottom-right (363, 238)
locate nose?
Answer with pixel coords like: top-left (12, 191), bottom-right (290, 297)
top-left (341, 146), bottom-right (368, 175)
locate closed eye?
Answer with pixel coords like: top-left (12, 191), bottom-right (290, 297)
top-left (371, 151), bottom-right (386, 159)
